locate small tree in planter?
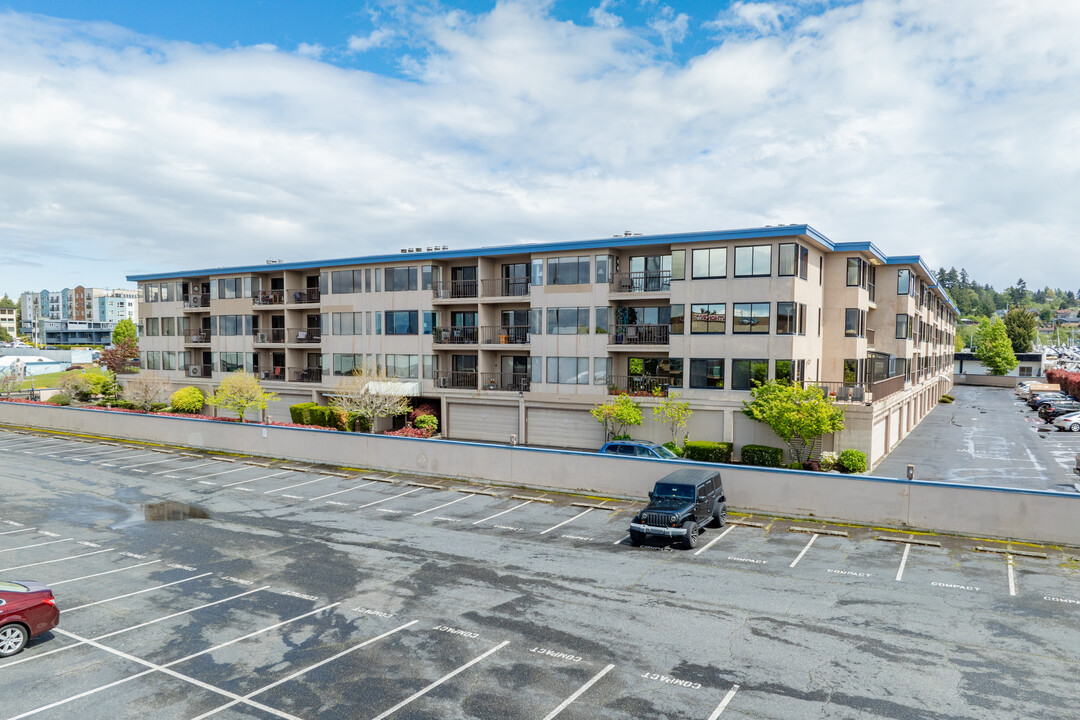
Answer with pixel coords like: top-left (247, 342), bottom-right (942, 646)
top-left (590, 394), bottom-right (643, 441)
top-left (0, 369), bottom-right (23, 399)
top-left (742, 380), bottom-right (846, 466)
top-left (206, 371), bottom-right (278, 422)
top-left (330, 368), bottom-right (412, 432)
top-left (123, 372), bottom-right (174, 412)
top-left (652, 391), bottom-right (692, 446)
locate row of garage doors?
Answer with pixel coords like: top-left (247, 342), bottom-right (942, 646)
top-left (446, 403), bottom-right (605, 449)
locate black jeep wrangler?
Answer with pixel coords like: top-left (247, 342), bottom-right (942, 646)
top-left (629, 468), bottom-right (726, 549)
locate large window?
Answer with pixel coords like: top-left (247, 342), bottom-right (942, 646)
top-left (217, 278), bottom-right (243, 299)
top-left (161, 317), bottom-right (175, 336)
top-left (385, 310), bottom-right (418, 335)
top-left (332, 312), bottom-right (364, 335)
top-left (689, 358), bottom-right (724, 389)
top-left (845, 308), bottom-right (866, 338)
top-left (144, 318), bottom-right (159, 337)
top-left (385, 267), bottom-right (418, 292)
top-left (547, 256), bottom-right (590, 285)
top-left (219, 352), bottom-right (244, 373)
top-left (732, 359), bottom-right (769, 390)
top-left (734, 245), bottom-right (771, 277)
top-left (896, 313), bottom-right (911, 339)
top-left (778, 244), bottom-right (797, 277)
top-left (334, 354), bottom-right (363, 375)
top-left (690, 304), bottom-right (726, 334)
top-left (546, 307), bottom-right (589, 334)
top-left (593, 357), bottom-right (612, 385)
top-left (331, 270), bottom-right (363, 294)
top-left (385, 354), bottom-right (418, 379)
top-left (777, 302), bottom-right (796, 334)
top-left (546, 357), bottom-right (589, 384)
top-left (216, 315), bottom-right (249, 337)
top-left (691, 248), bottom-right (727, 279)
top-left (732, 303), bottom-right (770, 333)
top-left (897, 268), bottom-right (912, 295)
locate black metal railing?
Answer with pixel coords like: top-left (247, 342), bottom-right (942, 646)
top-left (253, 328), bottom-right (286, 344)
top-left (480, 278), bottom-right (530, 298)
top-left (185, 330), bottom-right (211, 343)
top-left (607, 375), bottom-right (670, 397)
top-left (291, 368), bottom-right (323, 383)
top-left (609, 271), bottom-right (671, 293)
top-left (434, 371), bottom-right (478, 389)
top-left (288, 328), bottom-right (322, 343)
top-left (479, 372), bottom-right (530, 392)
top-left (182, 294), bottom-right (210, 309)
top-left (433, 326), bottom-right (479, 344)
top-left (253, 290), bottom-right (285, 306)
top-left (182, 363), bottom-right (212, 378)
top-left (608, 324), bottom-right (670, 345)
top-left (432, 280), bottom-right (478, 300)
top-left (287, 288), bottom-right (321, 304)
top-left (480, 325), bottom-right (530, 344)
top-left (259, 366), bottom-right (287, 382)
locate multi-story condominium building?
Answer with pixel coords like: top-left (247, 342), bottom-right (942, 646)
top-left (127, 225), bottom-right (956, 468)
top-left (0, 307), bottom-right (16, 337)
top-left (20, 287), bottom-right (138, 342)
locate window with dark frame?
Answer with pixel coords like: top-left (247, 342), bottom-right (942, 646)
top-left (731, 359), bottom-right (768, 390)
top-left (732, 302), bottom-right (770, 333)
top-left (689, 358), bottom-right (724, 389)
top-left (733, 245), bottom-right (772, 277)
top-left (776, 302), bottom-right (796, 334)
top-left (691, 248), bottom-right (727, 279)
top-left (546, 257), bottom-right (590, 285)
top-left (690, 303), bottom-right (726, 334)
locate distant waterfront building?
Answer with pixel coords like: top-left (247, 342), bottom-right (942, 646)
top-left (0, 307), bottom-right (16, 337)
top-left (19, 286), bottom-right (138, 344)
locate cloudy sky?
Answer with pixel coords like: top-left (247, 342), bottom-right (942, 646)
top-left (1, 0), bottom-right (1077, 298)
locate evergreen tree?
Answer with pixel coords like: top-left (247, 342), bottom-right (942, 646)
top-left (974, 317), bottom-right (1018, 375)
top-left (1003, 307), bottom-right (1037, 353)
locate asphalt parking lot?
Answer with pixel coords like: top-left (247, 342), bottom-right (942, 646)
top-left (873, 383), bottom-right (1080, 491)
top-left (0, 427), bottom-right (1078, 719)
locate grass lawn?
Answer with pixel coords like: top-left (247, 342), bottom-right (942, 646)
top-left (16, 370), bottom-right (81, 390)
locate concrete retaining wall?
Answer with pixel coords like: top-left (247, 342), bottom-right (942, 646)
top-left (3, 400), bottom-right (1078, 547)
top-left (954, 374), bottom-right (1036, 388)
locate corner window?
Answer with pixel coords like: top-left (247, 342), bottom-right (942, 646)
top-left (778, 244), bottom-right (797, 277)
top-left (734, 245), bottom-right (771, 277)
top-left (897, 269), bottom-right (911, 295)
top-left (845, 308), bottom-right (866, 338)
top-left (732, 302), bottom-right (769, 333)
top-left (896, 314), bottom-right (911, 339)
top-left (776, 302), bottom-right (796, 334)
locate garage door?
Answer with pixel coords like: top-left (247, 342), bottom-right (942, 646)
top-left (526, 408), bottom-right (606, 450)
top-left (447, 403), bottom-right (519, 444)
top-left (871, 417), bottom-right (887, 466)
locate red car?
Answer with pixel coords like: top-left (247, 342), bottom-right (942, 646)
top-left (0, 581), bottom-right (59, 657)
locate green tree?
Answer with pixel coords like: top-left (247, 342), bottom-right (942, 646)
top-left (1039, 307), bottom-right (1054, 324)
top-left (101, 337), bottom-right (139, 374)
top-left (111, 318), bottom-right (137, 345)
top-left (590, 394), bottom-right (643, 441)
top-left (0, 326), bottom-right (10, 343)
top-left (973, 317), bottom-right (1017, 375)
top-left (741, 381), bottom-right (846, 465)
top-left (206, 371), bottom-right (278, 422)
top-left (652, 392), bottom-right (692, 445)
top-left (1003, 307), bottom-right (1037, 353)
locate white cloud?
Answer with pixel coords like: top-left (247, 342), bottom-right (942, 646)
top-left (347, 27), bottom-right (395, 52)
top-left (296, 42), bottom-right (325, 58)
top-left (0, 1), bottom-right (1078, 294)
top-left (705, 2), bottom-right (793, 35)
top-left (589, 0), bottom-right (623, 29)
top-left (647, 5), bottom-right (690, 51)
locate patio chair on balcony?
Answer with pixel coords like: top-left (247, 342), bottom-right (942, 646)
top-left (625, 325), bottom-right (639, 343)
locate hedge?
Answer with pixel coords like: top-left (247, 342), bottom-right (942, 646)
top-left (47, 393), bottom-right (71, 406)
top-left (682, 440), bottom-right (732, 463)
top-left (170, 386), bottom-right (205, 414)
top-left (740, 444), bottom-right (785, 467)
top-left (289, 402), bottom-right (318, 425)
top-left (837, 449), bottom-right (868, 474)
top-left (1047, 368), bottom-right (1080, 399)
top-left (288, 402), bottom-right (356, 431)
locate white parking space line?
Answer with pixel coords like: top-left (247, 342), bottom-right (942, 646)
top-left (0, 527), bottom-right (35, 536)
top-left (613, 534), bottom-right (629, 545)
top-left (412, 493), bottom-right (475, 517)
top-left (896, 543), bottom-right (911, 582)
top-left (222, 470), bottom-right (292, 488)
top-left (152, 460), bottom-right (216, 476)
top-left (186, 466), bottom-right (248, 482)
top-left (7, 604), bottom-right (339, 720)
top-left (369, 640), bottom-right (510, 720)
top-left (789, 534), bottom-right (819, 568)
top-left (472, 501), bottom-right (531, 526)
top-left (354, 488), bottom-right (423, 510)
top-left (308, 480), bottom-right (377, 502)
top-left (64, 572), bottom-right (213, 611)
top-left (1007, 554), bottom-right (1017, 596)
top-left (540, 663), bottom-right (615, 720)
top-left (17, 440), bottom-right (68, 453)
top-left (540, 509), bottom-right (592, 535)
top-left (95, 452), bottom-right (159, 466)
top-left (0, 538), bottom-right (72, 554)
top-left (115, 456), bottom-right (180, 470)
top-left (0, 585), bottom-right (269, 671)
top-left (191, 619), bottom-right (418, 720)
top-left (263, 475), bottom-right (334, 495)
top-left (66, 448), bottom-right (131, 461)
top-left (0, 548), bottom-right (112, 572)
top-left (693, 525), bottom-right (737, 556)
top-left (706, 684), bottom-right (741, 719)
top-left (48, 559), bottom-right (162, 586)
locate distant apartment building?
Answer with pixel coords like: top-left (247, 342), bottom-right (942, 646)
top-left (127, 225), bottom-right (956, 467)
top-left (0, 307), bottom-right (15, 337)
top-left (20, 286), bottom-right (138, 344)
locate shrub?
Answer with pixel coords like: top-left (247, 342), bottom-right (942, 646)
top-left (47, 393), bottom-right (71, 406)
top-left (942, 393), bottom-right (955, 401)
top-left (289, 402), bottom-right (317, 424)
top-left (170, 387), bottom-right (205, 414)
top-left (837, 449), bottom-right (868, 474)
top-left (939, 396), bottom-right (954, 404)
top-left (662, 441), bottom-right (684, 457)
top-left (740, 444), bottom-right (785, 467)
top-left (682, 441), bottom-right (733, 463)
top-left (150, 402), bottom-right (168, 412)
top-left (112, 399), bottom-right (139, 410)
top-left (409, 403), bottom-right (440, 425)
top-left (803, 460), bottom-right (822, 472)
top-left (384, 426), bottom-right (433, 438)
top-left (414, 414), bottom-right (438, 433)
top-left (819, 451), bottom-right (838, 472)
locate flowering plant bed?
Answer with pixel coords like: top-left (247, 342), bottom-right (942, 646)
top-left (382, 426), bottom-right (434, 438)
top-left (0, 398), bottom-right (325, 430)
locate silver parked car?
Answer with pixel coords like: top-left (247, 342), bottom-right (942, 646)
top-left (1052, 411), bottom-right (1080, 432)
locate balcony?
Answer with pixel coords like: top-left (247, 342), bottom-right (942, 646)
top-left (258, 366), bottom-right (287, 382)
top-left (607, 375), bottom-right (670, 397)
top-left (182, 294), bottom-right (210, 311)
top-left (287, 288), bottom-right (321, 304)
top-left (609, 271), bottom-right (671, 294)
top-left (253, 290), bottom-right (285, 306)
top-left (182, 363), bottom-right (212, 379)
top-left (608, 324), bottom-right (670, 347)
top-left (479, 372), bottom-right (530, 392)
top-left (291, 368), bottom-right (323, 383)
top-left (432, 280), bottom-right (478, 301)
top-left (433, 370), bottom-right (478, 389)
top-left (803, 381), bottom-right (870, 403)
top-left (184, 330), bottom-right (211, 344)
top-left (480, 325), bottom-right (530, 345)
top-left (253, 328), bottom-right (286, 345)
top-left (480, 278), bottom-right (530, 299)
top-left (432, 326), bottom-right (478, 345)
top-left (288, 328), bottom-right (322, 344)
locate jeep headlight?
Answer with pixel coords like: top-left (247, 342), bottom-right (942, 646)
top-left (670, 516), bottom-right (678, 526)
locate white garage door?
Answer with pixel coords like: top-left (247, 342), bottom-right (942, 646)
top-left (526, 408), bottom-right (606, 450)
top-left (447, 403), bottom-right (519, 444)
top-left (871, 417), bottom-right (887, 466)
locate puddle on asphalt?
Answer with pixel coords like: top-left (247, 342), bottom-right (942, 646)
top-left (143, 501), bottom-right (210, 521)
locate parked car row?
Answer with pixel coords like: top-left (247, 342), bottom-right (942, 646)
top-left (1017, 382), bottom-right (1080, 432)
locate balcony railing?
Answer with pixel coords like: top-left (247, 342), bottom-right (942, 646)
top-left (479, 372), bottom-right (530, 392)
top-left (609, 271), bottom-right (671, 293)
top-left (253, 328), bottom-right (286, 344)
top-left (608, 324), bottom-right (670, 345)
top-left (291, 368), bottom-right (323, 383)
top-left (434, 370), bottom-right (478, 389)
top-left (185, 330), bottom-right (211, 344)
top-left (287, 288), bottom-right (321, 304)
top-left (258, 366), bottom-right (287, 382)
top-left (480, 325), bottom-right (530, 344)
top-left (182, 364), bottom-right (212, 379)
top-left (607, 375), bottom-right (670, 397)
top-left (182, 294), bottom-right (210, 309)
top-left (432, 280), bottom-right (478, 300)
top-left (288, 328), bottom-right (322, 343)
top-left (433, 326), bottom-right (479, 344)
top-left (253, 290), bottom-right (285, 306)
top-left (870, 374), bottom-right (907, 401)
top-left (480, 278), bottom-right (531, 298)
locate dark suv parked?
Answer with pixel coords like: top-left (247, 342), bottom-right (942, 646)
top-left (629, 468), bottom-right (726, 549)
top-left (1038, 400), bottom-right (1080, 421)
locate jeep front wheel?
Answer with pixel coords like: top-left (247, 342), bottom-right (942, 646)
top-left (682, 520), bottom-right (698, 549)
top-left (628, 529), bottom-right (644, 547)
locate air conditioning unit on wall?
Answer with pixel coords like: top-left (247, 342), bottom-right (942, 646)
top-left (188, 366), bottom-right (201, 378)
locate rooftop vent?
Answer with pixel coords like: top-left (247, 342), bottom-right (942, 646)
top-left (265, 259), bottom-right (283, 264)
